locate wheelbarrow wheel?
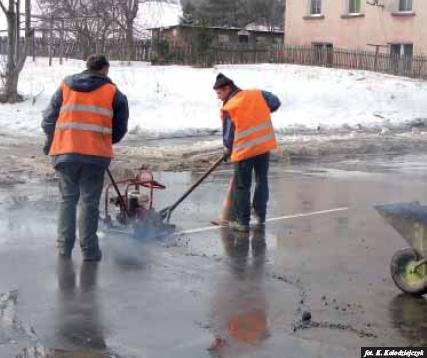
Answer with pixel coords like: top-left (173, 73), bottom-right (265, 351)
top-left (390, 247), bottom-right (427, 296)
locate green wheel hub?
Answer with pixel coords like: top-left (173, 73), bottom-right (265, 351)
top-left (402, 261), bottom-right (426, 286)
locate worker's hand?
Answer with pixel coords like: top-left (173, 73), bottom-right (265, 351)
top-left (223, 147), bottom-right (231, 162)
top-left (42, 138), bottom-right (52, 155)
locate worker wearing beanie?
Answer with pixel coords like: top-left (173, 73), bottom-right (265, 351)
top-left (213, 73), bottom-right (281, 232)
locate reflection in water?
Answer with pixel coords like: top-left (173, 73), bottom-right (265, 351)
top-left (389, 294), bottom-right (427, 346)
top-left (209, 228), bottom-right (269, 356)
top-left (56, 260), bottom-right (106, 352)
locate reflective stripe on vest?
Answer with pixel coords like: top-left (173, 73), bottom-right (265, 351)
top-left (234, 120), bottom-right (274, 141)
top-left (222, 90), bottom-right (277, 162)
top-left (49, 82), bottom-right (116, 158)
top-left (233, 132), bottom-right (276, 151)
top-left (56, 122), bottom-right (113, 135)
top-left (60, 104), bottom-right (114, 117)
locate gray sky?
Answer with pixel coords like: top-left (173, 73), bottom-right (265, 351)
top-left (0, 1), bottom-right (180, 33)
top-left (0, 2), bottom-right (41, 32)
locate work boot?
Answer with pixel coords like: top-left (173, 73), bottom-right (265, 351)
top-left (58, 247), bottom-right (72, 259)
top-left (211, 218), bottom-right (231, 226)
top-left (253, 212), bottom-right (266, 231)
top-left (229, 220), bottom-right (250, 233)
top-left (83, 249), bottom-right (102, 262)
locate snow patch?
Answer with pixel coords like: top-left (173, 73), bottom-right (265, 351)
top-left (0, 59), bottom-right (426, 139)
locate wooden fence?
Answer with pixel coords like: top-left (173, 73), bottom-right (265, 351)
top-left (280, 45), bottom-right (427, 79)
top-left (1, 36), bottom-right (427, 79)
top-left (155, 43), bottom-right (427, 79)
top-left (0, 36), bottom-right (152, 62)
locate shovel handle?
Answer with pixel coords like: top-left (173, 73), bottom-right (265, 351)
top-left (161, 154), bottom-right (226, 220)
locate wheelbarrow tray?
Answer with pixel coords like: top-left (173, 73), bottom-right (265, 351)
top-left (375, 202), bottom-right (427, 258)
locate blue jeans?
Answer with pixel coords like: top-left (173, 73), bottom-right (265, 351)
top-left (233, 152), bottom-right (270, 225)
top-left (56, 163), bottom-right (105, 258)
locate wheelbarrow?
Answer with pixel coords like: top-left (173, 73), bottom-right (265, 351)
top-left (376, 202), bottom-right (427, 296)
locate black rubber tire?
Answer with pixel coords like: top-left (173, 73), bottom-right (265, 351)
top-left (391, 247), bottom-right (427, 296)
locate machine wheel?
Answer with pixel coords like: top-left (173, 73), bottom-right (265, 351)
top-left (391, 248), bottom-right (427, 296)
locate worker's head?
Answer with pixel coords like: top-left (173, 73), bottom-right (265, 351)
top-left (86, 54), bottom-right (110, 76)
top-left (213, 73), bottom-right (235, 101)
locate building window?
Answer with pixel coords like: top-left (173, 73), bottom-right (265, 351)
top-left (349, 0), bottom-right (361, 13)
top-left (390, 43), bottom-right (413, 75)
top-left (238, 30), bottom-right (250, 44)
top-left (309, 0), bottom-right (322, 14)
top-left (218, 34), bottom-right (230, 44)
top-left (399, 0), bottom-right (412, 11)
top-left (390, 43), bottom-right (413, 57)
top-left (239, 35), bottom-right (249, 44)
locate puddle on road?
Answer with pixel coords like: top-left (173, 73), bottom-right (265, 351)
top-left (16, 348), bottom-right (114, 358)
top-left (2, 166), bottom-right (427, 356)
top-left (49, 352), bottom-right (111, 357)
top-left (389, 294), bottom-right (427, 346)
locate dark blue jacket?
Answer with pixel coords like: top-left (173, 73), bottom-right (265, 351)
top-left (222, 90), bottom-right (281, 150)
top-left (41, 71), bottom-right (129, 168)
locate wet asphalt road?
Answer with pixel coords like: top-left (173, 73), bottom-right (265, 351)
top-left (0, 154), bottom-right (426, 357)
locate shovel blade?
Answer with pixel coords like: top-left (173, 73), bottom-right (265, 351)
top-left (134, 209), bottom-right (176, 241)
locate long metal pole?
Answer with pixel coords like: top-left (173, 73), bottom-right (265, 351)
top-left (160, 154), bottom-right (226, 222)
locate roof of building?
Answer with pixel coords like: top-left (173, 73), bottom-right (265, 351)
top-left (149, 24), bottom-right (284, 35)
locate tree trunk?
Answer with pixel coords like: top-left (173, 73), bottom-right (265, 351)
top-left (15, 0), bottom-right (20, 61)
top-left (48, 15), bottom-right (53, 66)
top-left (3, 71), bottom-right (20, 102)
top-left (78, 31), bottom-right (90, 60)
top-left (0, 0), bottom-right (32, 103)
top-left (6, 1), bottom-right (17, 78)
top-left (126, 23), bottom-right (134, 62)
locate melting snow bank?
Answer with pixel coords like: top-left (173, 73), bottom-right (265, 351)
top-left (2, 131), bottom-right (427, 185)
top-left (1, 59), bottom-right (426, 138)
top-left (116, 131), bottom-right (427, 171)
top-left (0, 130), bottom-right (427, 183)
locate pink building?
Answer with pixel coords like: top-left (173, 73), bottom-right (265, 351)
top-left (285, 0), bottom-right (426, 56)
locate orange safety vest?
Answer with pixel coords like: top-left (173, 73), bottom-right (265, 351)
top-left (228, 309), bottom-right (268, 344)
top-left (49, 82), bottom-right (117, 158)
top-left (221, 90), bottom-right (277, 163)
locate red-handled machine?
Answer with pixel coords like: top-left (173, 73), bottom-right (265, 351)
top-left (102, 154), bottom-right (226, 240)
top-left (104, 167), bottom-right (166, 226)
top-left (103, 167), bottom-right (176, 240)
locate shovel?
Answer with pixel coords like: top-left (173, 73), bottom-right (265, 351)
top-left (159, 154), bottom-right (227, 223)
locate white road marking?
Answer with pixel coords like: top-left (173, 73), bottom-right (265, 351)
top-left (175, 207), bottom-right (350, 236)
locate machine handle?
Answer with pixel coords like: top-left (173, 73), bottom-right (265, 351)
top-left (160, 154), bottom-right (226, 222)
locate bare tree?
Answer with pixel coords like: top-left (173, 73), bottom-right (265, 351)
top-left (0, 0), bottom-right (32, 103)
top-left (37, 0), bottom-right (115, 60)
top-left (36, 0), bottom-right (161, 62)
top-left (113, 0), bottom-right (139, 61)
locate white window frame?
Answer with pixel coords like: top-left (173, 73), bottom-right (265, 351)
top-left (309, 0), bottom-right (322, 15)
top-left (391, 43), bottom-right (413, 57)
top-left (399, 0), bottom-right (413, 11)
top-left (348, 0), bottom-right (361, 14)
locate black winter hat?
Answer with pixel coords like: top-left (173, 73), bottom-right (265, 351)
top-left (213, 73), bottom-right (235, 89)
top-left (86, 54), bottom-right (110, 72)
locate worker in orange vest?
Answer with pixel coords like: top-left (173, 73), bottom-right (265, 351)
top-left (213, 74), bottom-right (281, 232)
top-left (42, 55), bottom-right (129, 261)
